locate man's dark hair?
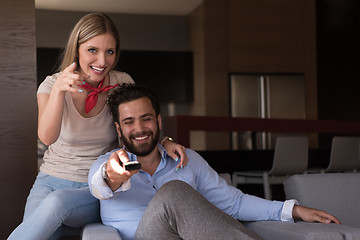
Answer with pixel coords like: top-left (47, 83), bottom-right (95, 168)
top-left (107, 83), bottom-right (161, 124)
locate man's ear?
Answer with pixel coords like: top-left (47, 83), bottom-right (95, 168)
top-left (115, 122), bottom-right (122, 137)
top-left (157, 114), bottom-right (162, 131)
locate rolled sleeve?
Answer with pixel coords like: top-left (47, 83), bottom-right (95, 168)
top-left (91, 162), bottom-right (132, 200)
top-left (281, 199), bottom-right (299, 222)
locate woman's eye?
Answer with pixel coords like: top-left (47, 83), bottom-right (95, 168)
top-left (88, 48), bottom-right (96, 53)
top-left (107, 50), bottom-right (115, 55)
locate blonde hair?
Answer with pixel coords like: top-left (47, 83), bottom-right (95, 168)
top-left (59, 13), bottom-right (120, 71)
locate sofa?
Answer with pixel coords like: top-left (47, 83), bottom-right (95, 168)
top-left (244, 173), bottom-right (360, 240)
top-left (80, 173), bottom-right (360, 240)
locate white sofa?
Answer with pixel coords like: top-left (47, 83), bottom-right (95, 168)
top-left (244, 173), bottom-right (360, 240)
top-left (81, 173), bottom-right (360, 240)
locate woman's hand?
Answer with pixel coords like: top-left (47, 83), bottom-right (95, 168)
top-left (161, 138), bottom-right (189, 171)
top-left (53, 62), bottom-right (89, 93)
top-left (292, 205), bottom-right (341, 224)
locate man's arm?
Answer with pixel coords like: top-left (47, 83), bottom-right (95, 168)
top-left (88, 149), bottom-right (139, 200)
top-left (88, 151), bottom-right (114, 200)
top-left (187, 149), bottom-right (284, 221)
top-left (187, 149), bottom-right (340, 224)
top-left (103, 149), bottom-right (136, 191)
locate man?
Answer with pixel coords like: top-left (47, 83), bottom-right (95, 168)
top-left (88, 83), bottom-right (340, 240)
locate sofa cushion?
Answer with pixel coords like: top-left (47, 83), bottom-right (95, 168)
top-left (244, 221), bottom-right (360, 240)
top-left (284, 173), bottom-right (360, 228)
top-left (82, 223), bottom-right (122, 240)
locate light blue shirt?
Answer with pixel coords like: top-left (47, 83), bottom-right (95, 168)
top-left (89, 145), bottom-right (294, 240)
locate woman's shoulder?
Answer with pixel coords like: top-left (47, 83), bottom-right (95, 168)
top-left (109, 70), bottom-right (135, 85)
top-left (37, 72), bottom-right (61, 94)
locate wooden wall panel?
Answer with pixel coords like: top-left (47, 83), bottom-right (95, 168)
top-left (0, 0), bottom-right (37, 238)
top-left (202, 0), bottom-right (230, 149)
top-left (188, 5), bottom-right (207, 150)
top-left (188, 0), bottom-right (230, 150)
top-left (229, 0), bottom-right (305, 73)
top-left (303, 0), bottom-right (318, 120)
top-left (203, 0), bottom-right (229, 116)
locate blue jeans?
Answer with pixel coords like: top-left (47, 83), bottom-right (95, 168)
top-left (8, 172), bottom-right (100, 240)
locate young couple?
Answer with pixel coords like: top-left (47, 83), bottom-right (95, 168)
top-left (9, 12), bottom-right (339, 240)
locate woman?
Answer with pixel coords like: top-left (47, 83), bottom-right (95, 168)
top-left (8, 13), bottom-right (187, 240)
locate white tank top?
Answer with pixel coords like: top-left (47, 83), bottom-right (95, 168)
top-left (37, 71), bottom-right (134, 182)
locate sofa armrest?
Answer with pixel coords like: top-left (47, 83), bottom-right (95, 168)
top-left (243, 221), bottom-right (360, 240)
top-left (219, 173), bottom-right (232, 185)
top-left (284, 173), bottom-right (360, 228)
top-left (82, 223), bottom-right (122, 240)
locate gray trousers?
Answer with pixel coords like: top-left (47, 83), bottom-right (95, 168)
top-left (134, 180), bottom-right (263, 240)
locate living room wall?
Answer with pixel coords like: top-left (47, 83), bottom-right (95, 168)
top-left (188, 0), bottom-right (318, 150)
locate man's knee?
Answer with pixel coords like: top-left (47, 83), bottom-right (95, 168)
top-left (155, 180), bottom-right (194, 200)
top-left (147, 180), bottom-right (193, 210)
top-left (159, 180), bottom-right (192, 192)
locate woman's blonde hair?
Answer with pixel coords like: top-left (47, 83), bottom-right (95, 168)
top-left (59, 13), bottom-right (120, 71)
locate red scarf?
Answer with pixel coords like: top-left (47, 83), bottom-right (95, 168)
top-left (79, 77), bottom-right (119, 113)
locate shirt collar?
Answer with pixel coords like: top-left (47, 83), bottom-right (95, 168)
top-left (157, 144), bottom-right (172, 171)
top-left (158, 143), bottom-right (168, 159)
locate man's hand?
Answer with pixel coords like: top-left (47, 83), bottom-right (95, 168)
top-left (292, 205), bottom-right (341, 224)
top-left (105, 149), bottom-right (140, 191)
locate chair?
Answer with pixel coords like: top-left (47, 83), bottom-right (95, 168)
top-left (323, 136), bottom-right (360, 173)
top-left (232, 137), bottom-right (308, 200)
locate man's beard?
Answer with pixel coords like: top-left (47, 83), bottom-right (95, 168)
top-left (120, 124), bottom-right (160, 156)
